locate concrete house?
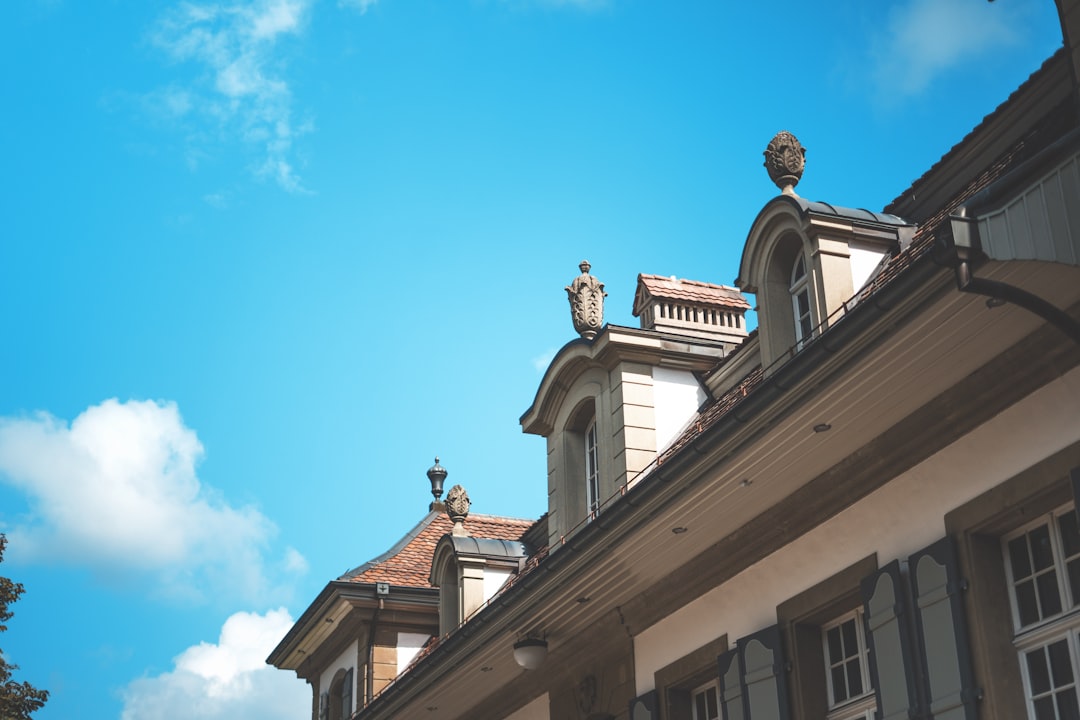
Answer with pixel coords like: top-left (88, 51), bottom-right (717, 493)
top-left (269, 3), bottom-right (1080, 718)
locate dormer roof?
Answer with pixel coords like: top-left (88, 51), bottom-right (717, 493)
top-left (342, 511), bottom-right (534, 589)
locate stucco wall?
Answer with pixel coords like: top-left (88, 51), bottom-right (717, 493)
top-left (633, 365), bottom-right (1080, 693)
top-left (652, 366), bottom-right (706, 455)
top-left (503, 693), bottom-right (549, 720)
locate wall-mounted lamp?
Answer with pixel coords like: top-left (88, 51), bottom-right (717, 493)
top-left (513, 637), bottom-right (548, 670)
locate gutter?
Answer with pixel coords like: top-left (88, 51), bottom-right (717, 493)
top-left (937, 125), bottom-right (1080, 348)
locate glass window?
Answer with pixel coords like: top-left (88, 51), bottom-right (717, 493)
top-left (585, 420), bottom-right (599, 518)
top-left (822, 610), bottom-right (874, 719)
top-left (1005, 508), bottom-right (1080, 719)
top-left (790, 254), bottom-right (813, 346)
top-left (691, 680), bottom-right (719, 720)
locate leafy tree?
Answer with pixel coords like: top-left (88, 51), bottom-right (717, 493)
top-left (0, 535), bottom-right (48, 719)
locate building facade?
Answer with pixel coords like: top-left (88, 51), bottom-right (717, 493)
top-left (270, 4), bottom-right (1080, 718)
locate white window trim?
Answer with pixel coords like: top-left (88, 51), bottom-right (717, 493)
top-left (585, 419), bottom-right (600, 518)
top-left (690, 679), bottom-right (719, 720)
top-left (822, 609), bottom-right (875, 720)
top-left (1004, 505), bottom-right (1080, 719)
top-left (790, 253), bottom-right (813, 347)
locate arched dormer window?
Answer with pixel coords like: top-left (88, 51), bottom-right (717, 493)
top-left (585, 418), bottom-right (600, 518)
top-left (790, 253), bottom-right (813, 347)
top-left (323, 668), bottom-right (352, 720)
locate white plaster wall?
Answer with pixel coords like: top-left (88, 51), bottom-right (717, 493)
top-left (503, 693), bottom-right (550, 720)
top-left (652, 367), bottom-right (707, 453)
top-left (319, 638), bottom-right (358, 711)
top-left (397, 632), bottom-right (430, 676)
top-left (849, 241), bottom-right (888, 293)
top-left (484, 567), bottom-right (512, 603)
top-left (634, 365), bottom-right (1080, 694)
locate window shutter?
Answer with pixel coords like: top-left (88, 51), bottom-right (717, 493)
top-left (861, 560), bottom-right (918, 720)
top-left (737, 625), bottom-right (790, 720)
top-left (629, 690), bottom-right (659, 720)
top-left (718, 648), bottom-right (747, 720)
top-left (341, 668), bottom-right (353, 718)
top-left (909, 537), bottom-right (978, 720)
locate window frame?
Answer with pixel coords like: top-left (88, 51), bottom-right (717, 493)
top-left (821, 609), bottom-right (874, 719)
top-left (789, 253), bottom-right (813, 346)
top-left (776, 555), bottom-right (878, 720)
top-left (652, 636), bottom-right (729, 720)
top-left (585, 418), bottom-right (600, 518)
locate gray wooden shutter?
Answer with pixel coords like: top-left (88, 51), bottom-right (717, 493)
top-left (861, 560), bottom-right (919, 720)
top-left (718, 647), bottom-right (746, 720)
top-left (909, 537), bottom-right (978, 720)
top-left (629, 690), bottom-right (659, 720)
top-left (737, 625), bottom-right (790, 720)
top-left (341, 668), bottom-right (353, 718)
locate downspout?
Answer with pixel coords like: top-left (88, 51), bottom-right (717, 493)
top-left (366, 599), bottom-right (383, 708)
top-left (945, 211), bottom-right (1080, 348)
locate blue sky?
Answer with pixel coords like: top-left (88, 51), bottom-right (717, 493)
top-left (0, 0), bottom-right (1065, 718)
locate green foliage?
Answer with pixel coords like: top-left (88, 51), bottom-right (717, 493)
top-left (0, 535), bottom-right (48, 719)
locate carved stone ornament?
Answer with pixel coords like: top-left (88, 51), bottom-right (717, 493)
top-left (763, 130), bottom-right (806, 195)
top-left (445, 484), bottom-right (471, 536)
top-left (566, 260), bottom-right (607, 340)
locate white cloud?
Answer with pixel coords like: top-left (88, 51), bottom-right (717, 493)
top-left (869, 0), bottom-right (1022, 99)
top-left (150, 0), bottom-right (313, 192)
top-left (0, 399), bottom-right (306, 603)
top-left (121, 608), bottom-right (308, 720)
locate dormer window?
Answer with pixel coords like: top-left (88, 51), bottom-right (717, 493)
top-left (585, 419), bottom-right (600, 518)
top-left (790, 253), bottom-right (813, 346)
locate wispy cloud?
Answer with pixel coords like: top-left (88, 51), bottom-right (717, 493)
top-left (121, 609), bottom-right (308, 720)
top-left (868, 0), bottom-right (1022, 100)
top-left (338, 0), bottom-right (377, 13)
top-left (0, 399), bottom-right (306, 604)
top-left (150, 0), bottom-right (313, 192)
top-left (531, 348), bottom-right (557, 373)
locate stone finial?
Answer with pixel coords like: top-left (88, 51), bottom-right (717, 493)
top-left (565, 260), bottom-right (607, 340)
top-left (763, 131), bottom-right (806, 196)
top-left (445, 484), bottom-right (471, 537)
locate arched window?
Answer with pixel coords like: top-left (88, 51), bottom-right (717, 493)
top-left (790, 253), bottom-right (813, 347)
top-left (585, 419), bottom-right (600, 518)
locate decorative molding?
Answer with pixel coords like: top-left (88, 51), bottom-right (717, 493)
top-left (445, 485), bottom-right (471, 537)
top-left (567, 260), bottom-right (607, 340)
top-left (764, 130), bottom-right (806, 195)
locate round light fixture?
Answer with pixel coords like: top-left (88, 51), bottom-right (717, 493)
top-left (513, 637), bottom-right (548, 670)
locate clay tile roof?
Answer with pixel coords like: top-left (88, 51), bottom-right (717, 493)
top-left (634, 274), bottom-right (750, 315)
top-left (340, 512), bottom-right (535, 589)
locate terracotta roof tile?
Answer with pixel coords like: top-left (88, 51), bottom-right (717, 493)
top-left (634, 274), bottom-right (750, 315)
top-left (341, 512), bottom-right (534, 589)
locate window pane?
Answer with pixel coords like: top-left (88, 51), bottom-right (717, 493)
top-left (706, 688), bottom-right (718, 719)
top-left (1018, 580), bottom-right (1041, 626)
top-left (1039, 571), bottom-right (1064, 618)
top-left (1012, 536), bottom-right (1034, 579)
top-left (695, 693), bottom-right (706, 720)
top-left (797, 291), bottom-right (810, 316)
top-left (1061, 512), bottom-right (1080, 558)
top-left (846, 658), bottom-right (864, 697)
top-left (1029, 647), bottom-right (1052, 695)
top-left (1035, 695), bottom-right (1057, 720)
top-left (827, 626), bottom-right (843, 664)
top-left (841, 618), bottom-right (858, 658)
top-left (1049, 639), bottom-right (1074, 688)
top-left (1033, 525), bottom-right (1056, 571)
top-left (1058, 690), bottom-right (1080, 720)
top-left (831, 665), bottom-right (848, 703)
top-left (1068, 559), bottom-right (1080, 608)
